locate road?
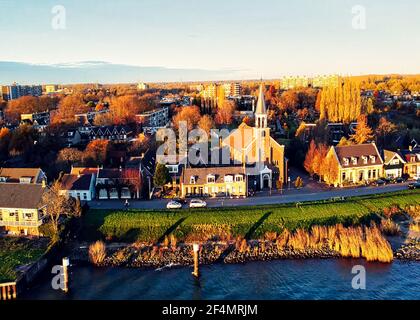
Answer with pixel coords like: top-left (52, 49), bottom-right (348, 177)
top-left (88, 183), bottom-right (411, 210)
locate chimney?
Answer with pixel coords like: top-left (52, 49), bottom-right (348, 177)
top-left (409, 145), bottom-right (413, 152)
top-left (42, 179), bottom-right (47, 188)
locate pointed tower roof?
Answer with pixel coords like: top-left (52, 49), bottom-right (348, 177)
top-left (255, 83), bottom-right (267, 115)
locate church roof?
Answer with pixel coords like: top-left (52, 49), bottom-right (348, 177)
top-left (255, 84), bottom-right (267, 115)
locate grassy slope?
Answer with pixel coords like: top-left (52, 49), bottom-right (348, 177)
top-left (83, 190), bottom-right (420, 243)
top-left (0, 238), bottom-right (48, 283)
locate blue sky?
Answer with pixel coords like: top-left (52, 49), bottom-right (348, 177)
top-left (0, 0), bottom-right (419, 82)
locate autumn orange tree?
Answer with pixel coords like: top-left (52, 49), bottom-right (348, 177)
top-left (319, 79), bottom-right (362, 123)
top-left (53, 94), bottom-right (89, 124)
top-left (0, 127), bottom-right (11, 158)
top-left (172, 106), bottom-right (201, 131)
top-left (350, 115), bottom-right (374, 144)
top-left (215, 100), bottom-right (236, 125)
top-left (122, 168), bottom-right (143, 198)
top-left (5, 96), bottom-right (45, 122)
top-left (198, 114), bottom-right (215, 135)
top-left (83, 140), bottom-right (111, 165)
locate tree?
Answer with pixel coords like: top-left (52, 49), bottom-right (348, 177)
top-left (350, 115), bottom-right (374, 144)
top-left (242, 116), bottom-right (254, 127)
top-left (295, 122), bottom-right (306, 139)
top-left (8, 124), bottom-right (36, 157)
top-left (198, 114), bottom-right (215, 135)
top-left (122, 168), bottom-right (143, 198)
top-left (376, 117), bottom-right (397, 147)
top-left (41, 181), bottom-right (80, 242)
top-left (53, 95), bottom-right (89, 124)
top-left (215, 100), bottom-right (236, 125)
top-left (172, 106), bottom-right (201, 131)
top-left (304, 140), bottom-right (317, 176)
top-left (321, 153), bottom-right (339, 185)
top-left (294, 177), bottom-right (304, 189)
top-left (153, 163), bottom-right (170, 188)
top-left (57, 148), bottom-right (83, 163)
top-left (337, 137), bottom-right (352, 146)
top-left (83, 140), bottom-right (110, 165)
top-left (5, 96), bottom-right (43, 122)
top-left (93, 112), bottom-right (114, 126)
top-left (0, 127), bottom-right (11, 158)
top-left (109, 95), bottom-right (142, 124)
top-left (129, 133), bottom-right (152, 156)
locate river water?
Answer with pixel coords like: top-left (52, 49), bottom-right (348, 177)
top-left (21, 259), bottom-right (420, 300)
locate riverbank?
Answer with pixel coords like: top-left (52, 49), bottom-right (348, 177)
top-left (68, 222), bottom-right (420, 271)
top-left (81, 190), bottom-right (420, 243)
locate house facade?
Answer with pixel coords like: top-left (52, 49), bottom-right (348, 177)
top-left (59, 173), bottom-right (96, 201)
top-left (181, 166), bottom-right (247, 198)
top-left (382, 150), bottom-right (406, 178)
top-left (400, 146), bottom-right (420, 179)
top-left (0, 183), bottom-right (47, 236)
top-left (327, 143), bottom-right (384, 187)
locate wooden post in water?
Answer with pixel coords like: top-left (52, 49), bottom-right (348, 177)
top-left (192, 243), bottom-right (200, 278)
top-left (62, 257), bottom-right (70, 293)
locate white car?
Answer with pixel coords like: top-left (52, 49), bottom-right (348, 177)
top-left (189, 199), bottom-right (207, 208)
top-left (166, 201), bottom-right (182, 209)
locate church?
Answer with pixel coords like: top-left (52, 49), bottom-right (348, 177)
top-left (180, 83), bottom-right (287, 198)
top-left (221, 84), bottom-right (288, 190)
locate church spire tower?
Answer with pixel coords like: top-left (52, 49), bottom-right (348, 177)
top-left (255, 83), bottom-right (267, 128)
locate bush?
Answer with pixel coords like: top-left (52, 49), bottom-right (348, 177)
top-left (89, 241), bottom-right (106, 266)
top-left (380, 219), bottom-right (401, 236)
top-left (295, 177), bottom-right (304, 189)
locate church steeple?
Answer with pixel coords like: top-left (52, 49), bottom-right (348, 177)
top-left (255, 83), bottom-right (267, 128)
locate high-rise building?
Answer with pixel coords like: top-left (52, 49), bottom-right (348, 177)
top-left (137, 82), bottom-right (150, 91)
top-left (0, 83), bottom-right (42, 101)
top-left (222, 83), bottom-right (241, 97)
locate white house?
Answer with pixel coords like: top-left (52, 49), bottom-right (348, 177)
top-left (59, 173), bottom-right (96, 201)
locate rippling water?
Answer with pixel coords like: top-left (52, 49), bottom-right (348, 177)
top-left (21, 259), bottom-right (420, 300)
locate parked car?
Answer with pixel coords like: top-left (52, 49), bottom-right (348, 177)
top-left (371, 179), bottom-right (386, 187)
top-left (172, 197), bottom-right (187, 205)
top-left (408, 180), bottom-right (420, 190)
top-left (395, 177), bottom-right (405, 184)
top-left (189, 199), bottom-right (207, 208)
top-left (167, 201), bottom-right (182, 209)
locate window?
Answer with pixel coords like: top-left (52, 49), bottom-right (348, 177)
top-left (24, 213), bottom-right (33, 220)
top-left (207, 175), bottom-right (215, 183)
top-left (83, 193), bottom-right (87, 200)
top-left (235, 175), bottom-right (243, 182)
top-left (342, 172), bottom-right (346, 181)
top-left (190, 176), bottom-right (196, 184)
top-left (391, 159), bottom-right (399, 165)
top-left (224, 175), bottom-right (233, 183)
top-left (370, 156), bottom-right (376, 164)
top-left (352, 157), bottom-right (357, 165)
top-left (0, 177), bottom-right (6, 183)
top-left (362, 156), bottom-right (368, 165)
top-left (343, 158), bottom-right (349, 166)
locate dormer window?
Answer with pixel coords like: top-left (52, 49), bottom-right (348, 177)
top-left (370, 156), bottom-right (376, 164)
top-left (190, 176), bottom-right (196, 184)
top-left (362, 156), bottom-right (368, 165)
top-left (19, 177), bottom-right (32, 184)
top-left (235, 175), bottom-right (243, 182)
top-left (207, 175), bottom-right (215, 183)
top-left (343, 158), bottom-right (349, 166)
top-left (351, 157), bottom-right (357, 165)
top-left (0, 177), bottom-right (7, 183)
top-left (224, 175), bottom-right (233, 183)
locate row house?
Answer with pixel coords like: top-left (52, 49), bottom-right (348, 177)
top-left (382, 150), bottom-right (406, 179)
top-left (20, 111), bottom-right (51, 132)
top-left (89, 126), bottom-right (133, 143)
top-left (327, 143), bottom-right (384, 187)
top-left (181, 166), bottom-right (247, 198)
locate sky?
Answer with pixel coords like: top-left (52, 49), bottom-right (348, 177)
top-left (0, 0), bottom-right (419, 83)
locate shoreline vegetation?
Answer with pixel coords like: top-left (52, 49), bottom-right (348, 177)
top-left (74, 190), bottom-right (420, 267)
